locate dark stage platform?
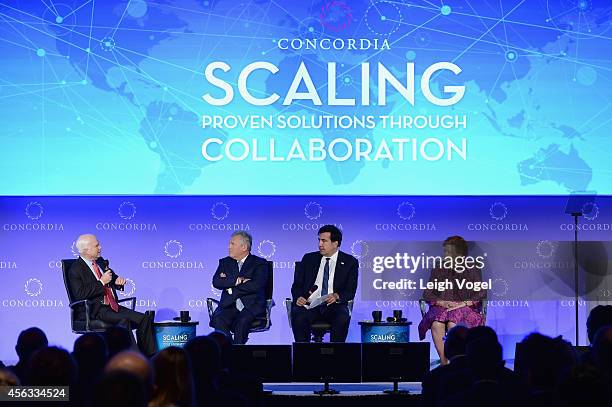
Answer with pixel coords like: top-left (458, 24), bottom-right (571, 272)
top-left (262, 383), bottom-right (422, 407)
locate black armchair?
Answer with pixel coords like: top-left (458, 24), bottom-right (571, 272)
top-left (284, 298), bottom-right (354, 342)
top-left (61, 259), bottom-right (136, 334)
top-left (285, 261), bottom-right (354, 342)
top-left (207, 260), bottom-right (274, 333)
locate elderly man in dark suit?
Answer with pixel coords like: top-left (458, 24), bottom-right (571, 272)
top-left (68, 234), bottom-right (155, 356)
top-left (210, 231), bottom-right (268, 344)
top-left (290, 225), bottom-right (359, 342)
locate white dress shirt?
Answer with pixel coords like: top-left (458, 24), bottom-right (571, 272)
top-left (307, 250), bottom-right (338, 301)
top-left (81, 256), bottom-right (106, 303)
top-left (81, 256), bottom-right (103, 283)
top-left (227, 254), bottom-right (248, 295)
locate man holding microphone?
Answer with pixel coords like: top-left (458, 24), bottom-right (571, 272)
top-left (68, 234), bottom-right (156, 356)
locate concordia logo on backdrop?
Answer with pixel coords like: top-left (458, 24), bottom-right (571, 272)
top-left (1, 277), bottom-right (64, 308)
top-left (257, 238), bottom-right (295, 270)
top-left (95, 202), bottom-right (158, 232)
top-left (374, 201), bottom-right (436, 231)
top-left (560, 202), bottom-right (611, 231)
top-left (281, 201), bottom-right (343, 231)
top-left (188, 202), bottom-right (251, 231)
top-left (2, 201), bottom-right (64, 231)
top-left (485, 279), bottom-right (530, 308)
top-left (117, 278), bottom-right (158, 308)
top-left (512, 240), bottom-right (572, 272)
top-left (466, 202), bottom-right (528, 231)
top-left (351, 239), bottom-right (373, 272)
top-left (141, 240), bottom-right (205, 270)
top-left (0, 258), bottom-right (17, 270)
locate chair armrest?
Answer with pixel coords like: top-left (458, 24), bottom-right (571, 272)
top-left (69, 299), bottom-right (87, 308)
top-left (118, 297), bottom-right (136, 311)
top-left (206, 298), bottom-right (219, 320)
top-left (69, 299), bottom-right (94, 331)
top-left (265, 298), bottom-right (275, 312)
top-left (284, 298), bottom-right (292, 328)
top-left (481, 299), bottom-right (488, 320)
top-left (261, 299), bottom-right (275, 330)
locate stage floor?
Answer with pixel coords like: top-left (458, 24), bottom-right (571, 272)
top-left (264, 382), bottom-right (422, 395)
top-left (262, 383), bottom-right (422, 407)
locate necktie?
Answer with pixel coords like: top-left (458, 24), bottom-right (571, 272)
top-left (321, 257), bottom-right (331, 297)
top-left (92, 261), bottom-right (119, 312)
top-left (236, 260), bottom-right (245, 312)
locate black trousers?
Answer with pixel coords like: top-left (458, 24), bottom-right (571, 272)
top-left (291, 302), bottom-right (350, 342)
top-left (210, 306), bottom-right (256, 344)
top-left (97, 305), bottom-right (156, 356)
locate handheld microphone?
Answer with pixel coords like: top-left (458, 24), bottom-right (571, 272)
top-left (100, 258), bottom-right (123, 290)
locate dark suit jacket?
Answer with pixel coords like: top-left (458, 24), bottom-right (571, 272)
top-left (212, 254), bottom-right (268, 317)
top-left (68, 257), bottom-right (123, 320)
top-left (291, 250), bottom-right (358, 304)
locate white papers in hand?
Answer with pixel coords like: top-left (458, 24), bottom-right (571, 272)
top-left (305, 295), bottom-right (328, 309)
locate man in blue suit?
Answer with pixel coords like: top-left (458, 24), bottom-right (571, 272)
top-left (210, 231), bottom-right (268, 344)
top-left (290, 225), bottom-right (359, 342)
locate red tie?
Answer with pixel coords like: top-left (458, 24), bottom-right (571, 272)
top-left (92, 261), bottom-right (119, 312)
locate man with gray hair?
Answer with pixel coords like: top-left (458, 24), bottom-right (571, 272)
top-left (210, 231), bottom-right (268, 344)
top-left (68, 234), bottom-right (156, 356)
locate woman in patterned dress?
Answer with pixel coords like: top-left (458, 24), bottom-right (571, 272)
top-left (418, 236), bottom-right (486, 365)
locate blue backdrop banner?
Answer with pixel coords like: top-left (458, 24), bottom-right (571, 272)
top-left (1, 195), bottom-right (610, 362)
top-left (1, 1), bottom-right (610, 195)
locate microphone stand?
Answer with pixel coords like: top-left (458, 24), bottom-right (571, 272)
top-left (571, 211), bottom-right (581, 345)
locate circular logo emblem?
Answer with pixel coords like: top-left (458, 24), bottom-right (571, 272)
top-left (70, 241), bottom-right (79, 257)
top-left (257, 240), bottom-right (276, 259)
top-left (119, 278), bottom-right (136, 297)
top-left (164, 240), bottom-right (183, 258)
top-left (581, 202), bottom-right (599, 221)
top-left (304, 202), bottom-right (323, 220)
top-left (536, 240), bottom-right (556, 258)
top-left (25, 278), bottom-right (43, 297)
top-left (25, 202), bottom-right (44, 220)
top-left (118, 202), bottom-right (137, 220)
top-left (350, 240), bottom-right (369, 259)
top-left (491, 278), bottom-right (508, 297)
top-left (397, 201), bottom-right (415, 221)
top-left (211, 202), bottom-right (230, 220)
top-left (489, 202), bottom-right (508, 221)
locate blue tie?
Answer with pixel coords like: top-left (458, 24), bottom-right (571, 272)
top-left (321, 258), bottom-right (330, 296)
top-left (236, 260), bottom-right (244, 311)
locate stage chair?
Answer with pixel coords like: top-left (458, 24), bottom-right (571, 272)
top-left (284, 261), bottom-right (354, 342)
top-left (206, 260), bottom-right (275, 333)
top-left (419, 298), bottom-right (488, 321)
top-left (61, 259), bottom-right (136, 334)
